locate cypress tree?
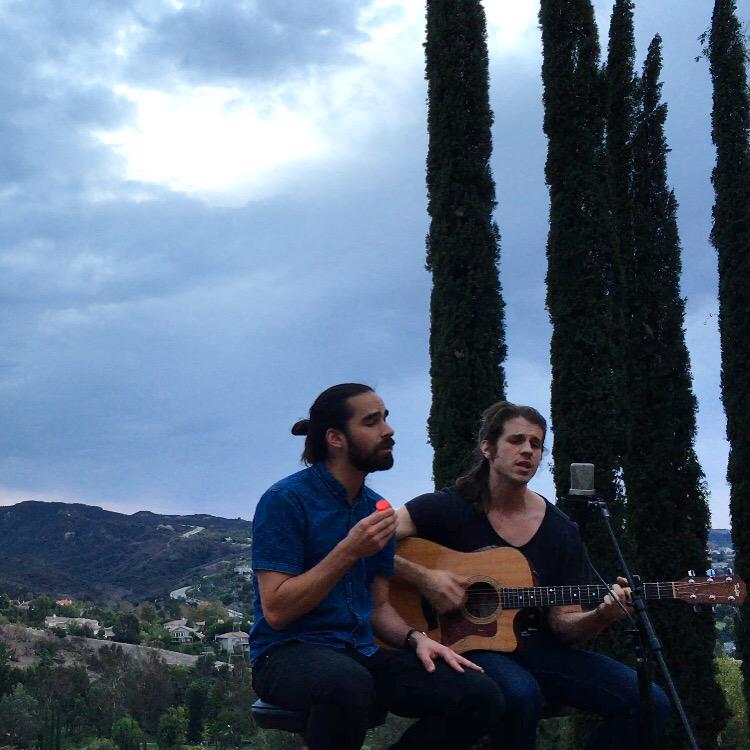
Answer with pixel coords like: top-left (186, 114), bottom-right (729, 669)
top-left (627, 35), bottom-right (727, 748)
top-left (605, 0), bottom-right (636, 320)
top-left (603, 4), bottom-right (635, 575)
top-left (708, 0), bottom-right (750, 711)
top-left (425, 0), bottom-right (506, 489)
top-left (540, 0), bottom-right (624, 574)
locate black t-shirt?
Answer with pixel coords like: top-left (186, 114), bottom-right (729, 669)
top-left (405, 487), bottom-right (590, 588)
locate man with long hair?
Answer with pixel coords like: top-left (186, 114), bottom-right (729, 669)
top-left (395, 401), bottom-right (671, 750)
top-left (250, 384), bottom-right (505, 750)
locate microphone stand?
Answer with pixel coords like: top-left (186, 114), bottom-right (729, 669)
top-left (581, 498), bottom-right (700, 750)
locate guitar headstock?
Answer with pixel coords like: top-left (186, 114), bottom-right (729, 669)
top-left (673, 574), bottom-right (747, 606)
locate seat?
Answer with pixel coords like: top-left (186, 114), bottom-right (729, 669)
top-left (251, 699), bottom-right (387, 737)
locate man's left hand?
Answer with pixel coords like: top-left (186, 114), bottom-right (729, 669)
top-left (596, 576), bottom-right (632, 626)
top-left (412, 633), bottom-right (484, 674)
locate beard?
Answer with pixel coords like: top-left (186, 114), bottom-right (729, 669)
top-left (346, 435), bottom-right (395, 473)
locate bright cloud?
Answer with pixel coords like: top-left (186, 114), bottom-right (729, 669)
top-left (95, 0), bottom-right (541, 204)
top-left (97, 84), bottom-right (327, 200)
top-left (485, 0), bottom-right (539, 55)
top-left (91, 1), bottom-right (425, 203)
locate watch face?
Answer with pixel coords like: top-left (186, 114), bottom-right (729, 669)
top-left (409, 630), bottom-right (425, 648)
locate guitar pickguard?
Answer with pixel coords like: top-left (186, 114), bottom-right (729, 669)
top-left (439, 609), bottom-right (498, 648)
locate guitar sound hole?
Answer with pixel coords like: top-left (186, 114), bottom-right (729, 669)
top-left (464, 581), bottom-right (500, 620)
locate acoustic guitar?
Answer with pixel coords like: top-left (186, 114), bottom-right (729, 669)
top-left (387, 537), bottom-right (746, 654)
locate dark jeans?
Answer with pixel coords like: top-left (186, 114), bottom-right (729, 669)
top-left (252, 641), bottom-right (505, 750)
top-left (469, 636), bottom-right (672, 750)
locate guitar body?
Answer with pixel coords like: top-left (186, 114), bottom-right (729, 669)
top-left (388, 537), bottom-right (536, 654)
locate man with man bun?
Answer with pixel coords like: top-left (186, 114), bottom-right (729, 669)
top-left (250, 383), bottom-right (506, 750)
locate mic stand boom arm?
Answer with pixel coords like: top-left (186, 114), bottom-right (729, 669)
top-left (590, 500), bottom-right (701, 750)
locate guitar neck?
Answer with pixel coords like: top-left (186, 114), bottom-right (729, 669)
top-left (500, 582), bottom-right (674, 609)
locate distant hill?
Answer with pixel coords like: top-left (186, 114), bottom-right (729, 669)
top-left (0, 501), bottom-right (252, 603)
top-left (709, 528), bottom-right (733, 548)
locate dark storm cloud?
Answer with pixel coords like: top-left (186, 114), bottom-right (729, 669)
top-left (0, 157), bottom-right (433, 512)
top-left (0, 198), bottom-right (255, 312)
top-left (0, 0), bottom-right (433, 515)
top-left (129, 0), bottom-right (371, 85)
top-left (0, 2), bottom-right (133, 193)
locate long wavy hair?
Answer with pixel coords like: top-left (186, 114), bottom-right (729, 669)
top-left (455, 401), bottom-right (547, 512)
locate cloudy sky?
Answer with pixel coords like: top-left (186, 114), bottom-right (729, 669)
top-left (0, 0), bottom-right (743, 528)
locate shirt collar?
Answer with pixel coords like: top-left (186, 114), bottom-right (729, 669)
top-left (311, 461), bottom-right (366, 505)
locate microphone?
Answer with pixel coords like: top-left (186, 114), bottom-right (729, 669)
top-left (566, 463), bottom-right (607, 517)
top-left (569, 463), bottom-right (596, 497)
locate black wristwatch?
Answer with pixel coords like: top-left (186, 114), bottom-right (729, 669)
top-left (405, 627), bottom-right (427, 650)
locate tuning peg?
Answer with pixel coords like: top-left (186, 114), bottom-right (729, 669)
top-left (688, 569), bottom-right (696, 577)
top-left (707, 568), bottom-right (716, 578)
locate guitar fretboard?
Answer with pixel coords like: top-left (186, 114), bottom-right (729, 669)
top-left (497, 582), bottom-right (675, 609)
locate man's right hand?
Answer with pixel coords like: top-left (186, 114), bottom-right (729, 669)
top-left (411, 631), bottom-right (484, 674)
top-left (342, 508), bottom-right (397, 559)
top-left (422, 569), bottom-right (469, 614)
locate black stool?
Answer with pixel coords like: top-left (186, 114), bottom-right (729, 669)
top-left (251, 699), bottom-right (387, 743)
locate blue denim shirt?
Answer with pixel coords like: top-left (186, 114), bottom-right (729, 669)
top-left (249, 462), bottom-right (395, 664)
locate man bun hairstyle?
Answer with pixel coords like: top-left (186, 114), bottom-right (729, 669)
top-left (456, 401), bottom-right (547, 511)
top-left (292, 383), bottom-right (374, 465)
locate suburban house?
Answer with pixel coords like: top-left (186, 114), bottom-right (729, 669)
top-left (163, 618), bottom-right (204, 643)
top-left (215, 631), bottom-right (249, 654)
top-left (44, 615), bottom-right (101, 634)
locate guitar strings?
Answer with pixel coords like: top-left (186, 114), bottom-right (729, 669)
top-left (459, 580), bottom-right (732, 607)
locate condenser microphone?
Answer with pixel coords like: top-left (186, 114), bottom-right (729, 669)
top-left (569, 463), bottom-right (596, 496)
top-left (566, 462), bottom-right (607, 518)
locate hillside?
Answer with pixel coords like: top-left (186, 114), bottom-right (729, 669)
top-left (0, 623), bottom-right (200, 669)
top-left (709, 528), bottom-right (733, 548)
top-left (0, 501), bottom-right (252, 602)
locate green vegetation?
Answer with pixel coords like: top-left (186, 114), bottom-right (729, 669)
top-left (539, 0), bottom-right (625, 578)
top-left (0, 636), bottom-right (256, 750)
top-left (605, 0), bottom-right (636, 287)
top-left (424, 0), bottom-right (506, 489)
top-left (707, 0), bottom-right (750, 719)
top-left (189, 572), bottom-right (253, 610)
top-left (540, 1), bottom-right (732, 742)
top-left (623, 34), bottom-right (727, 748)
top-left (0, 502), bottom-right (252, 604)
top-left (0, 684), bottom-right (39, 747)
top-left (157, 707), bottom-right (187, 750)
top-left (112, 716), bottom-right (146, 750)
top-left (114, 615), bottom-right (142, 646)
top-left (716, 657), bottom-right (750, 749)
